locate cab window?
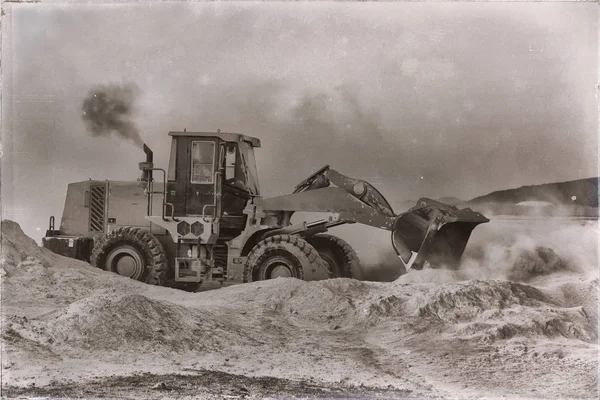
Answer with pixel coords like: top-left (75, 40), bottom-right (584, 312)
top-left (238, 142), bottom-right (260, 195)
top-left (190, 141), bottom-right (215, 184)
top-left (167, 138), bottom-right (177, 181)
top-left (225, 144), bottom-right (237, 181)
top-left (221, 142), bottom-right (260, 195)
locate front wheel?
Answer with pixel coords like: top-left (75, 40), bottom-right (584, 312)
top-left (243, 234), bottom-right (328, 282)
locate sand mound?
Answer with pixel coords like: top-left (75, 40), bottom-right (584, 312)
top-left (3, 255), bottom-right (128, 308)
top-left (1, 220), bottom-right (53, 268)
top-left (1, 219), bottom-right (107, 274)
top-left (212, 276), bottom-right (598, 344)
top-left (1, 220), bottom-right (91, 271)
top-left (0, 220), bottom-right (178, 317)
top-left (412, 280), bottom-right (551, 322)
top-left (273, 279), bottom-right (411, 330)
top-left (3, 219), bottom-right (595, 343)
top-left (448, 302), bottom-right (595, 343)
top-left (394, 268), bottom-right (461, 284)
top-left (508, 246), bottom-right (566, 281)
top-left (2, 219), bottom-right (598, 398)
top-left (405, 279), bottom-right (597, 343)
top-left (1, 219), bottom-right (99, 289)
top-left (41, 291), bottom-right (252, 355)
top-left (205, 277), bottom-right (423, 328)
top-left (197, 278), bottom-right (375, 330)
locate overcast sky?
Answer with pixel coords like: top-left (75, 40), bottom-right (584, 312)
top-left (2, 1), bottom-right (598, 241)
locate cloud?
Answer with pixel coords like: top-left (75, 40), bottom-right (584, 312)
top-left (401, 58), bottom-right (420, 77)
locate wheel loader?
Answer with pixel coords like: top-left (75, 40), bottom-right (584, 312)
top-left (42, 131), bottom-right (489, 290)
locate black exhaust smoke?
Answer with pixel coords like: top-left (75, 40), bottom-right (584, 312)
top-left (81, 83), bottom-right (144, 148)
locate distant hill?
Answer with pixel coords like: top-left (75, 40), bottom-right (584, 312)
top-left (466, 177), bottom-right (599, 217)
top-left (437, 196), bottom-right (463, 206)
top-left (391, 178), bottom-right (598, 217)
top-left (468, 177), bottom-right (598, 207)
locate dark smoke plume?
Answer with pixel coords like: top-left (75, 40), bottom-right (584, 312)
top-left (81, 83), bottom-right (144, 148)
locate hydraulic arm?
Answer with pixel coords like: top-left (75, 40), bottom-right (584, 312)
top-left (262, 165), bottom-right (489, 270)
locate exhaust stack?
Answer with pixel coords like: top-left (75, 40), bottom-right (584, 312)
top-left (139, 143), bottom-right (154, 182)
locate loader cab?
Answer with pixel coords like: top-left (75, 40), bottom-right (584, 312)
top-left (166, 131), bottom-right (261, 222)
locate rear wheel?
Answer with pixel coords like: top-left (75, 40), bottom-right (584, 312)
top-left (90, 227), bottom-right (168, 285)
top-left (243, 234), bottom-right (328, 282)
top-left (306, 234), bottom-right (363, 280)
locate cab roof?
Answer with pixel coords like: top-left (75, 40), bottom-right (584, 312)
top-left (168, 131), bottom-right (261, 148)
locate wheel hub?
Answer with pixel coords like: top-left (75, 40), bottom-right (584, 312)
top-left (269, 263), bottom-right (292, 278)
top-left (115, 255), bottom-right (137, 277)
top-left (106, 246), bottom-right (144, 280)
top-left (264, 256), bottom-right (293, 279)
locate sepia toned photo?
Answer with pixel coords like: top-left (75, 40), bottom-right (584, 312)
top-left (1, 1), bottom-right (598, 398)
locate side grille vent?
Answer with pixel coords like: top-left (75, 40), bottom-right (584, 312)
top-left (89, 185), bottom-right (106, 232)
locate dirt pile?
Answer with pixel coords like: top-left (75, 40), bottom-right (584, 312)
top-left (412, 280), bottom-right (550, 321)
top-left (0, 220), bottom-right (174, 317)
top-left (508, 246), bottom-right (564, 281)
top-left (7, 292), bottom-right (252, 356)
top-left (0, 220), bottom-right (258, 359)
top-left (201, 274), bottom-right (598, 345)
top-left (1, 220), bottom-right (58, 268)
top-left (411, 280), bottom-right (596, 343)
top-left (1, 219), bottom-right (598, 399)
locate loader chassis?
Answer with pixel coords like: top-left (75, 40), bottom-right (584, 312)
top-left (43, 130), bottom-right (489, 289)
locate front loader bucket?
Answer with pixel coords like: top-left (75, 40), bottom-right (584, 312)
top-left (391, 198), bottom-right (489, 270)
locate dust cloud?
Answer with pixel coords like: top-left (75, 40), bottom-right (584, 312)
top-left (81, 83), bottom-right (144, 148)
top-left (325, 223), bottom-right (405, 282)
top-left (461, 219), bottom-right (597, 278)
top-left (398, 218), bottom-right (598, 284)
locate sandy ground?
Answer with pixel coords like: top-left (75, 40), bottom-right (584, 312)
top-left (1, 218), bottom-right (598, 399)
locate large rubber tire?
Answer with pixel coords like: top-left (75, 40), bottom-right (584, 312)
top-left (243, 234), bottom-right (328, 283)
top-left (306, 234), bottom-right (364, 280)
top-left (90, 227), bottom-right (168, 285)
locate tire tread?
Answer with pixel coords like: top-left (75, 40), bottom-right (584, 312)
top-left (89, 227), bottom-right (168, 285)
